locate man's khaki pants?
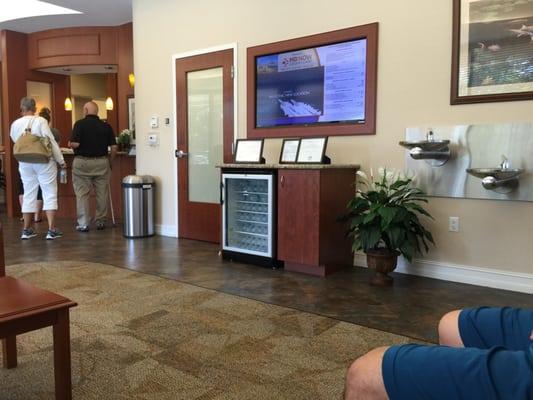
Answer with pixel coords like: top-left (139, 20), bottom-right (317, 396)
top-left (72, 157), bottom-right (111, 227)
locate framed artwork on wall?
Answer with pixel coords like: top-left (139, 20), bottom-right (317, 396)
top-left (451, 0), bottom-right (533, 104)
top-left (279, 139), bottom-right (300, 164)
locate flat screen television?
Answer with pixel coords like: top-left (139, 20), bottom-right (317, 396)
top-left (247, 23), bottom-right (378, 138)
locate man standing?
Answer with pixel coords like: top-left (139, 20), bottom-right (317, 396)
top-left (69, 101), bottom-right (117, 232)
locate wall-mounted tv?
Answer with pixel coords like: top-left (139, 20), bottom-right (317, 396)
top-left (247, 23), bottom-right (378, 138)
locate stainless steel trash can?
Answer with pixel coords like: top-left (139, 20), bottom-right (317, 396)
top-left (122, 175), bottom-right (155, 238)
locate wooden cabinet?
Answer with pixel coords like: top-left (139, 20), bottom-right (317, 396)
top-left (277, 168), bottom-right (357, 277)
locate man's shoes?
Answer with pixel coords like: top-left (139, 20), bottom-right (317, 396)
top-left (46, 229), bottom-right (63, 240)
top-left (21, 228), bottom-right (37, 240)
top-left (76, 225), bottom-right (89, 232)
top-left (96, 222), bottom-right (105, 230)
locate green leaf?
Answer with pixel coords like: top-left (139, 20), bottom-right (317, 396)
top-left (378, 206), bottom-right (397, 229)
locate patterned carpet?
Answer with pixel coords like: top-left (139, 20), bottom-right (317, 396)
top-left (1, 262), bottom-right (415, 399)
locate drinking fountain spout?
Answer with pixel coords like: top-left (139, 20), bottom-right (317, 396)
top-left (500, 155), bottom-right (510, 171)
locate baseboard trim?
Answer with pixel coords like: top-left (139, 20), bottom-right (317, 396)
top-left (155, 224), bottom-right (178, 238)
top-left (353, 254), bottom-right (533, 294)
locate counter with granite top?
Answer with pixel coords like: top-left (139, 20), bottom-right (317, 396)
top-left (217, 163), bottom-right (360, 170)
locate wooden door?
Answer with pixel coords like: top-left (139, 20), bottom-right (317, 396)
top-left (277, 170), bottom-right (320, 265)
top-left (175, 49), bottom-right (234, 243)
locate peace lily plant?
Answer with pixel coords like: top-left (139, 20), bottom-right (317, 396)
top-left (343, 168), bottom-right (435, 286)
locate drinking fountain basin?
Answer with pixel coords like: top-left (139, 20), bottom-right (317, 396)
top-left (399, 140), bottom-right (451, 166)
top-left (466, 168), bottom-right (523, 192)
top-left (399, 140), bottom-right (450, 152)
top-left (466, 168), bottom-right (523, 181)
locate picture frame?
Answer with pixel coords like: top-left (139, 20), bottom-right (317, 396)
top-left (296, 137), bottom-right (329, 164)
top-left (127, 96), bottom-right (135, 140)
top-left (234, 139), bottom-right (265, 164)
top-left (451, 0), bottom-right (533, 104)
top-left (279, 138), bottom-right (300, 164)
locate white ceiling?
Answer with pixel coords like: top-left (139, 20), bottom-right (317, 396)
top-left (0, 0), bottom-right (132, 33)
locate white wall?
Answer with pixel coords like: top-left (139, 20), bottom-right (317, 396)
top-left (132, 0), bottom-right (533, 281)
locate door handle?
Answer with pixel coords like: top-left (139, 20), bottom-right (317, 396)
top-left (280, 175), bottom-right (285, 188)
top-left (220, 182), bottom-right (225, 204)
top-left (175, 150), bottom-right (188, 158)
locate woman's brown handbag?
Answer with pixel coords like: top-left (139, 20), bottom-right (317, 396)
top-left (13, 118), bottom-right (52, 163)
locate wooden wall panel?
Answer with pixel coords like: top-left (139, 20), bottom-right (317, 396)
top-left (116, 23), bottom-right (134, 133)
top-left (38, 34), bottom-right (101, 58)
top-left (1, 30), bottom-right (29, 217)
top-left (27, 27), bottom-right (117, 70)
top-left (106, 73), bottom-right (118, 134)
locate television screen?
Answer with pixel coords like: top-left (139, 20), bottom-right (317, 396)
top-left (255, 38), bottom-right (367, 128)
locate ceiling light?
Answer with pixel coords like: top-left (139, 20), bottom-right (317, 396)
top-left (0, 1), bottom-right (81, 24)
top-left (105, 97), bottom-right (114, 111)
top-left (64, 97), bottom-right (73, 111)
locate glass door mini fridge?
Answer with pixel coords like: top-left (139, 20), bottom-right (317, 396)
top-left (221, 170), bottom-right (278, 268)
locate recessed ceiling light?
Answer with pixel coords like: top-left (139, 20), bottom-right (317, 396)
top-left (0, 0), bottom-right (81, 24)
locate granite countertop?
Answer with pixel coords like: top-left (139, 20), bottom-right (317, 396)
top-left (217, 163), bottom-right (359, 170)
top-left (61, 149), bottom-right (135, 157)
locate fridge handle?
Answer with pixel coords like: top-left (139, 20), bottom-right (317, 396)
top-left (220, 181), bottom-right (225, 204)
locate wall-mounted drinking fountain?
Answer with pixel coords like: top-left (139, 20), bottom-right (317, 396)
top-left (399, 130), bottom-right (451, 167)
top-left (466, 156), bottom-right (523, 193)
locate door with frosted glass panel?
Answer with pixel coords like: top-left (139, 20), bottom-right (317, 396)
top-left (175, 49), bottom-right (234, 243)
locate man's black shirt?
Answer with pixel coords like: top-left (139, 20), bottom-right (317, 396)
top-left (70, 115), bottom-right (116, 157)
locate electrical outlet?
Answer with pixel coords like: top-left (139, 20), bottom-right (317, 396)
top-left (449, 216), bottom-right (460, 232)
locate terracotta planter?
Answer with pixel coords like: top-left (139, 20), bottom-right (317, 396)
top-left (366, 249), bottom-right (399, 286)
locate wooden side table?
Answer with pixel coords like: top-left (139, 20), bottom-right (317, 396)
top-left (0, 276), bottom-right (77, 400)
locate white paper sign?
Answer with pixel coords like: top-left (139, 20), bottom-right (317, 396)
top-left (235, 140), bottom-right (263, 163)
top-left (280, 139), bottom-right (299, 163)
top-left (297, 137), bottom-right (326, 163)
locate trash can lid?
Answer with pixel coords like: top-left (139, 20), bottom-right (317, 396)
top-left (122, 175), bottom-right (155, 185)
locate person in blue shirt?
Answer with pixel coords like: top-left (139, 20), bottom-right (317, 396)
top-left (344, 307), bottom-right (533, 400)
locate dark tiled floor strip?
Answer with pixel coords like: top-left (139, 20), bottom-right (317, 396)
top-left (3, 217), bottom-right (532, 343)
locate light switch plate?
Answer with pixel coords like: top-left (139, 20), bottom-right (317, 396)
top-left (150, 116), bottom-right (159, 129)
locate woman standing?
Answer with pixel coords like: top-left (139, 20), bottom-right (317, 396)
top-left (10, 97), bottom-right (66, 240)
top-left (38, 107), bottom-right (61, 143)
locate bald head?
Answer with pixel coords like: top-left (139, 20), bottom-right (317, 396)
top-left (83, 101), bottom-right (99, 116)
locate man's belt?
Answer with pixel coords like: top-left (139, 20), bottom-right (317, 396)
top-left (75, 155), bottom-right (108, 159)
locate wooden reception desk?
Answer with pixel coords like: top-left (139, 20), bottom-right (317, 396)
top-left (57, 152), bottom-right (136, 221)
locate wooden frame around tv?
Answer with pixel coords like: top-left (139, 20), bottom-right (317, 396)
top-left (247, 23), bottom-right (378, 139)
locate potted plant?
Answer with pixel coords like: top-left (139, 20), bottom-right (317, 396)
top-left (117, 129), bottom-right (132, 151)
top-left (343, 168), bottom-right (434, 286)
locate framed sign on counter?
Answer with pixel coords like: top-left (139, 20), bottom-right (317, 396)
top-left (234, 139), bottom-right (265, 164)
top-left (279, 139), bottom-right (300, 164)
top-left (296, 137), bottom-right (330, 164)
